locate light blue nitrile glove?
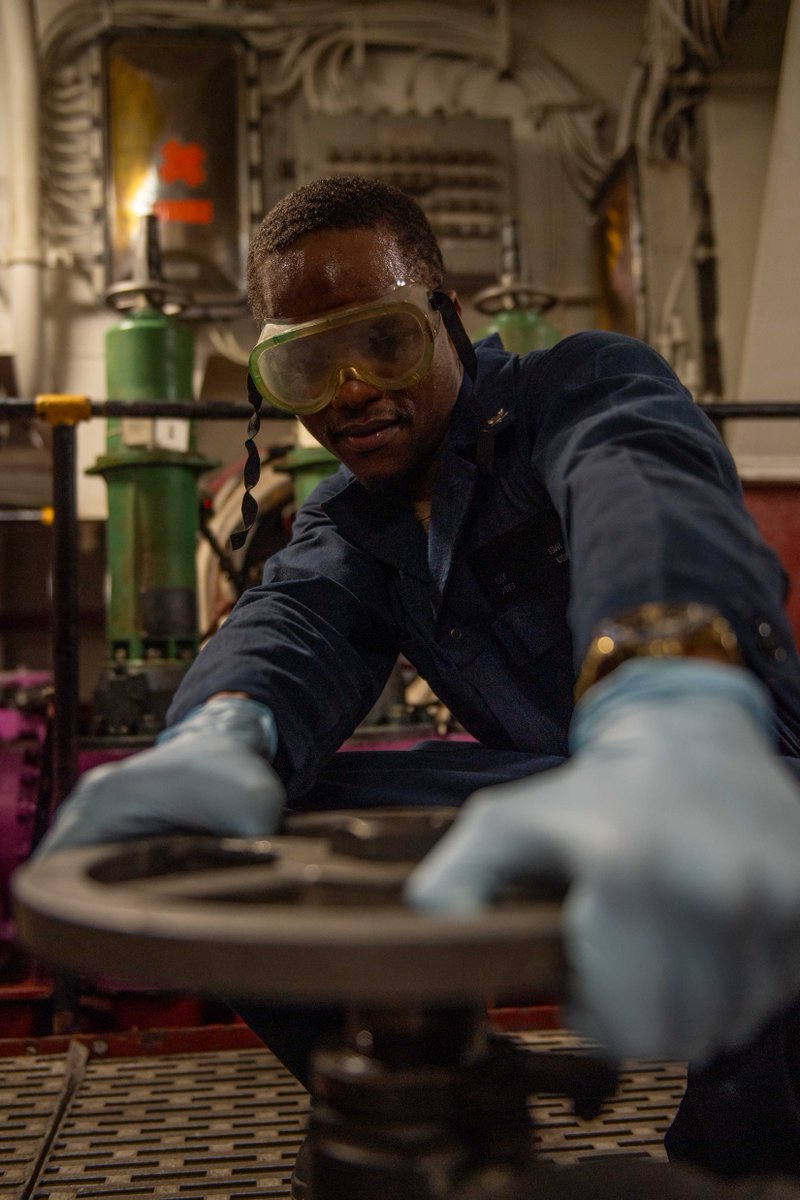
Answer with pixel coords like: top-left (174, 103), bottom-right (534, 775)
top-left (407, 659), bottom-right (800, 1063)
top-left (35, 696), bottom-right (285, 857)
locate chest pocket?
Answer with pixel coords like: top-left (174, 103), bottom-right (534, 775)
top-left (490, 597), bottom-right (570, 668)
top-left (468, 508), bottom-right (570, 614)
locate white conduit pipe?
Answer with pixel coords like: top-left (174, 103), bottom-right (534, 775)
top-left (0, 0), bottom-right (44, 399)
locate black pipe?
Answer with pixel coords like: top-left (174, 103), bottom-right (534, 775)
top-left (87, 400), bottom-right (258, 419)
top-left (3, 397), bottom-right (800, 421)
top-left (0, 398), bottom-right (259, 420)
top-left (51, 424), bottom-right (80, 806)
top-left (698, 403), bottom-right (800, 419)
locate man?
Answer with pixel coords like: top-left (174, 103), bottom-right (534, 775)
top-left (39, 176), bottom-right (800, 1180)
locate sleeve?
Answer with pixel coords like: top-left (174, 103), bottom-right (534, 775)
top-left (166, 493), bottom-right (401, 797)
top-left (522, 332), bottom-right (799, 696)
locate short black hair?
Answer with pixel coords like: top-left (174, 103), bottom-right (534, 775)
top-left (247, 175), bottom-right (445, 321)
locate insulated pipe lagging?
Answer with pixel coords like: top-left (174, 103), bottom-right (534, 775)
top-left (0, 0), bottom-right (43, 399)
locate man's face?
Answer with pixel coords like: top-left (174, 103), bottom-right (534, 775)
top-left (255, 227), bottom-right (463, 500)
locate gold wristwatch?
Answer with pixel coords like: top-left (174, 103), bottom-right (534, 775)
top-left (574, 601), bottom-right (742, 701)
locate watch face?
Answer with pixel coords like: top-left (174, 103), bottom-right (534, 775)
top-left (576, 602), bottom-right (739, 700)
top-left (613, 602), bottom-right (720, 640)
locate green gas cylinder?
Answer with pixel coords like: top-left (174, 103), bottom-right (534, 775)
top-left (471, 219), bottom-right (562, 355)
top-left (473, 307), bottom-right (561, 355)
top-left (88, 308), bottom-right (215, 729)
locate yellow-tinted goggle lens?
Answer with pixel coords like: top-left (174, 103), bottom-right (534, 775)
top-left (249, 287), bottom-right (437, 415)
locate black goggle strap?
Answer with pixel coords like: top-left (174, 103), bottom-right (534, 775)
top-left (431, 290), bottom-right (495, 473)
top-left (230, 372), bottom-right (268, 550)
top-left (430, 291), bottom-right (476, 382)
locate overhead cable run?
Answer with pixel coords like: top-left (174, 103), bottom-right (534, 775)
top-left (37, 0), bottom-right (611, 292)
top-left (615, 0), bottom-right (747, 160)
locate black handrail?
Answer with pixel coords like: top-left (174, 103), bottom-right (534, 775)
top-left (3, 397), bottom-right (800, 421)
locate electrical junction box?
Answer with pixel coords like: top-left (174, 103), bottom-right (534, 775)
top-left (102, 31), bottom-right (261, 312)
top-left (296, 113), bottom-right (513, 280)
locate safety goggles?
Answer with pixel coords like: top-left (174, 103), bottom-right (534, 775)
top-left (248, 282), bottom-right (441, 415)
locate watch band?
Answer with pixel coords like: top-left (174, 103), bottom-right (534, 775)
top-left (574, 602), bottom-right (742, 701)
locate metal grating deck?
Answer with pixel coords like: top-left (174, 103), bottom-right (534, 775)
top-left (1, 1031), bottom-right (686, 1198)
top-left (522, 1029), bottom-right (686, 1161)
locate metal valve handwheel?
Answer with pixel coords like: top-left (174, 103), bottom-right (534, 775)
top-left (12, 809), bottom-right (799, 1199)
top-left (471, 280), bottom-right (558, 316)
top-left (12, 808), bottom-right (567, 1004)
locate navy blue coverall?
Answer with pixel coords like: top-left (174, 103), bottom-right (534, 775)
top-left (170, 330), bottom-right (800, 1177)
